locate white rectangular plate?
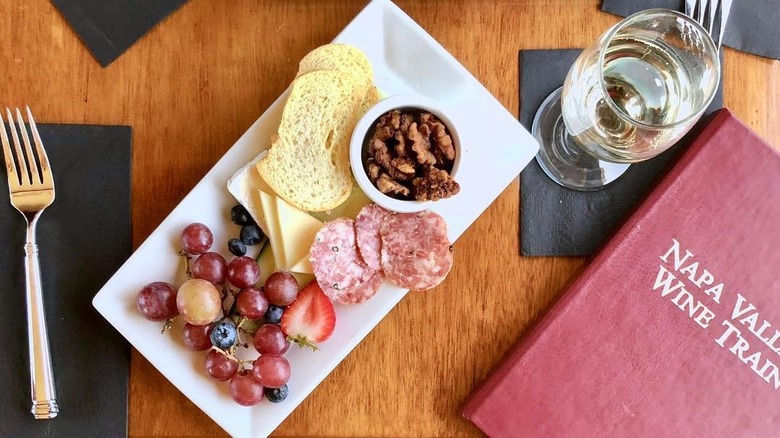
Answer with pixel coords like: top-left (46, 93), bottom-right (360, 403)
top-left (92, 1), bottom-right (539, 436)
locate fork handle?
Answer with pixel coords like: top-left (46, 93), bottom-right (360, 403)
top-left (24, 218), bottom-right (59, 419)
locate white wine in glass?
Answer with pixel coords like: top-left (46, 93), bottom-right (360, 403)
top-left (533, 9), bottom-right (720, 190)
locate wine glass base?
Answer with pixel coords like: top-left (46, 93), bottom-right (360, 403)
top-left (531, 87), bottom-right (630, 191)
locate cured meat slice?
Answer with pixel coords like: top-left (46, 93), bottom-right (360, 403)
top-left (355, 203), bottom-right (391, 271)
top-left (334, 269), bottom-right (383, 305)
top-left (309, 218), bottom-right (372, 300)
top-left (380, 211), bottom-right (453, 290)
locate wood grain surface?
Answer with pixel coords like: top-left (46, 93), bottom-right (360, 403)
top-left (1, 0), bottom-right (776, 436)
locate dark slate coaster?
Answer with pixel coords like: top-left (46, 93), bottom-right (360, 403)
top-left (601, 0), bottom-right (780, 60)
top-left (51, 0), bottom-right (188, 67)
top-left (0, 124), bottom-right (132, 437)
top-left (519, 50), bottom-right (723, 256)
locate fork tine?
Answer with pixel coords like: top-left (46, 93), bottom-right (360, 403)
top-left (25, 106), bottom-right (51, 183)
top-left (15, 107), bottom-right (41, 185)
top-left (0, 111), bottom-right (21, 188)
top-left (696, 0), bottom-right (708, 25)
top-left (6, 108), bottom-right (30, 185)
top-left (718, 0), bottom-right (733, 49)
top-left (707, 0), bottom-right (720, 34)
top-left (684, 0), bottom-right (696, 18)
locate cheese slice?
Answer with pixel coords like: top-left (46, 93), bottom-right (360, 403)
top-left (274, 196), bottom-right (322, 274)
top-left (258, 189), bottom-right (286, 270)
top-left (226, 151), bottom-right (271, 235)
top-left (289, 254), bottom-right (313, 275)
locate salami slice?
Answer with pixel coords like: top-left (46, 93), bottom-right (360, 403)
top-left (355, 203), bottom-right (391, 271)
top-left (309, 218), bottom-right (372, 300)
top-left (333, 269), bottom-right (383, 305)
top-left (380, 211), bottom-right (453, 290)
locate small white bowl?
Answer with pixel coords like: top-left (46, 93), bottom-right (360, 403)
top-left (349, 94), bottom-right (462, 213)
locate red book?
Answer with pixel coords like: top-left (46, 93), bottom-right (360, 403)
top-left (463, 109), bottom-right (780, 437)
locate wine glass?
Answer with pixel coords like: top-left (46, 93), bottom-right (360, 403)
top-left (532, 9), bottom-right (720, 191)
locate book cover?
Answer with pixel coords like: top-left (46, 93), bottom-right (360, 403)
top-left (463, 109), bottom-right (780, 437)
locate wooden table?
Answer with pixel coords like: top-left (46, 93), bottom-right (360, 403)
top-left (2, 0), bottom-right (777, 436)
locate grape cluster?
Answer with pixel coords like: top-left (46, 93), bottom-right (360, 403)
top-left (135, 216), bottom-right (301, 406)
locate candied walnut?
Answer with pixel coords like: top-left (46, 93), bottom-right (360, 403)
top-left (377, 173), bottom-right (410, 197)
top-left (391, 157), bottom-right (416, 175)
top-left (420, 112), bottom-right (455, 161)
top-left (374, 110), bottom-right (401, 141)
top-left (412, 167), bottom-right (460, 202)
top-left (431, 122), bottom-right (455, 161)
top-left (367, 159), bottom-right (381, 183)
top-left (371, 138), bottom-right (412, 181)
top-left (399, 113), bottom-right (414, 133)
top-left (393, 130), bottom-right (408, 157)
top-left (409, 122), bottom-right (436, 166)
top-left (431, 145), bottom-right (447, 167)
top-left (371, 138), bottom-right (393, 170)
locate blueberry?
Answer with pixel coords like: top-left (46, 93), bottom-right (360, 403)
top-left (231, 205), bottom-right (254, 226)
top-left (264, 384), bottom-right (288, 403)
top-left (210, 320), bottom-right (237, 349)
top-left (240, 224), bottom-right (265, 246)
top-left (228, 238), bottom-right (247, 256)
top-left (263, 305), bottom-right (284, 324)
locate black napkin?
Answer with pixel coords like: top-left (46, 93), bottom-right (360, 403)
top-left (519, 50), bottom-right (723, 256)
top-left (0, 124), bottom-right (131, 437)
top-left (51, 0), bottom-right (188, 67)
top-left (602, 0), bottom-right (780, 60)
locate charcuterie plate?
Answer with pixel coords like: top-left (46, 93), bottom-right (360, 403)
top-left (92, 0), bottom-right (539, 436)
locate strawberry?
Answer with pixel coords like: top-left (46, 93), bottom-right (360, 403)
top-left (280, 281), bottom-right (336, 350)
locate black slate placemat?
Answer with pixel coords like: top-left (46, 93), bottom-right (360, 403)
top-left (601, 0), bottom-right (780, 60)
top-left (0, 124), bottom-right (132, 437)
top-left (519, 49), bottom-right (723, 256)
top-left (51, 0), bottom-right (188, 67)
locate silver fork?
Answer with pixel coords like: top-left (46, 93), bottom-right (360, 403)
top-left (685, 0), bottom-right (734, 49)
top-left (0, 107), bottom-right (59, 419)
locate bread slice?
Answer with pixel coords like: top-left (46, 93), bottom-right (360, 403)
top-left (257, 69), bottom-right (363, 211)
top-left (297, 44), bottom-right (373, 92)
top-left (359, 85), bottom-right (380, 115)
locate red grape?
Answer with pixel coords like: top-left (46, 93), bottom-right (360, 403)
top-left (205, 350), bottom-right (239, 381)
top-left (263, 272), bottom-right (299, 306)
top-left (181, 223), bottom-right (213, 255)
top-left (253, 324), bottom-right (290, 355)
top-left (252, 354), bottom-right (290, 388)
top-left (136, 282), bottom-right (178, 321)
top-left (182, 323), bottom-right (213, 351)
top-left (227, 256), bottom-right (260, 289)
top-left (191, 252), bottom-right (228, 284)
top-left (236, 287), bottom-right (269, 319)
top-left (229, 371), bottom-right (264, 406)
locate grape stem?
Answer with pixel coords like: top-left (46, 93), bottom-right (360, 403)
top-left (178, 250), bottom-right (192, 278)
top-left (211, 346), bottom-right (238, 363)
top-left (161, 317), bottom-right (176, 334)
top-left (233, 316), bottom-right (251, 349)
top-left (225, 297), bottom-right (238, 319)
top-left (287, 335), bottom-right (320, 352)
top-left (220, 283), bottom-right (234, 317)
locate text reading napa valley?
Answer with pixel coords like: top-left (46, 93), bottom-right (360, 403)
top-left (654, 239), bottom-right (780, 390)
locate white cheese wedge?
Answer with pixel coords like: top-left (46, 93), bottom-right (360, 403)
top-left (226, 151), bottom-right (271, 234)
top-left (258, 189), bottom-right (286, 270)
top-left (274, 196), bottom-right (322, 275)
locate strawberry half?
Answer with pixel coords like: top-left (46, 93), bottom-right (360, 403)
top-left (281, 281), bottom-right (336, 350)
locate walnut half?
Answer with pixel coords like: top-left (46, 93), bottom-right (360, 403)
top-left (377, 173), bottom-right (410, 197)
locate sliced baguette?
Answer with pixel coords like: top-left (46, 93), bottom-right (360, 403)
top-left (297, 44), bottom-right (373, 92)
top-left (257, 69), bottom-right (363, 211)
